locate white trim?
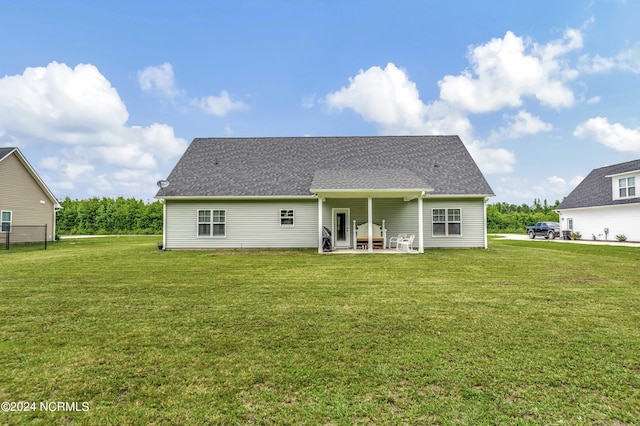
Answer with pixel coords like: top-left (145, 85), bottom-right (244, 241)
top-left (1, 210), bottom-right (12, 233)
top-left (279, 209), bottom-right (295, 227)
top-left (605, 169), bottom-right (640, 178)
top-left (431, 207), bottom-right (462, 237)
top-left (196, 209), bottom-right (227, 238)
top-left (418, 197), bottom-right (424, 253)
top-left (556, 202), bottom-right (640, 213)
top-left (317, 198), bottom-right (323, 253)
top-left (367, 198), bottom-right (373, 253)
top-left (157, 195), bottom-right (315, 201)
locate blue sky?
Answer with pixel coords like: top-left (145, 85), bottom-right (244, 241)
top-left (1, 0), bottom-right (639, 204)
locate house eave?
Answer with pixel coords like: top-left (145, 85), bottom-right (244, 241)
top-left (311, 188), bottom-right (434, 199)
top-left (156, 195), bottom-right (316, 201)
top-left (605, 169), bottom-right (640, 178)
top-left (556, 201), bottom-right (640, 213)
top-left (1, 148), bottom-right (61, 208)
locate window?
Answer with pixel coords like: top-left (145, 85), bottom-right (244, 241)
top-left (567, 218), bottom-right (574, 231)
top-left (280, 209), bottom-right (294, 226)
top-left (619, 177), bottom-right (636, 198)
top-left (197, 209), bottom-right (226, 237)
top-left (1, 211), bottom-right (11, 232)
top-left (432, 208), bottom-right (461, 236)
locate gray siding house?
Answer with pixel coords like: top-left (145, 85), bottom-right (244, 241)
top-left (156, 136), bottom-right (495, 252)
top-left (0, 147), bottom-right (61, 242)
top-left (556, 158), bottom-right (640, 241)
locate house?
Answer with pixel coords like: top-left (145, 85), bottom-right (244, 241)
top-left (556, 158), bottom-right (640, 242)
top-left (0, 147), bottom-right (61, 243)
top-left (156, 136), bottom-right (495, 252)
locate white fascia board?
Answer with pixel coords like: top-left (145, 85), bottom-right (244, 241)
top-left (156, 195), bottom-right (316, 201)
top-left (426, 193), bottom-right (495, 199)
top-left (556, 202), bottom-right (640, 213)
top-left (312, 188), bottom-right (434, 199)
top-left (605, 169), bottom-right (640, 178)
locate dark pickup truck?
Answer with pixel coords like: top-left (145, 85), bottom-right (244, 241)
top-left (526, 222), bottom-right (561, 239)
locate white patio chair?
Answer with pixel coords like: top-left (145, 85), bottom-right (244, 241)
top-left (397, 235), bottom-right (415, 252)
top-left (388, 233), bottom-right (407, 249)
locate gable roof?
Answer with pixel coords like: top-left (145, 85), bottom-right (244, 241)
top-left (158, 136), bottom-right (494, 198)
top-left (0, 147), bottom-right (14, 161)
top-left (0, 147), bottom-right (61, 208)
top-left (556, 158), bottom-right (640, 210)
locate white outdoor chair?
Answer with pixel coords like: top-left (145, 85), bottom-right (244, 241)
top-left (388, 233), bottom-right (407, 249)
top-left (397, 235), bottom-right (415, 252)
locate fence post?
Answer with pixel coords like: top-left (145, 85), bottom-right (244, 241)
top-left (6, 224), bottom-right (9, 250)
top-left (44, 224), bottom-right (47, 250)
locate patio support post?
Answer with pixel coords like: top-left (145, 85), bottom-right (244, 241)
top-left (418, 195), bottom-right (424, 253)
top-left (318, 197), bottom-right (323, 254)
top-left (367, 197), bottom-right (373, 253)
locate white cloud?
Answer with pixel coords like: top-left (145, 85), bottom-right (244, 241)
top-left (326, 63), bottom-right (427, 132)
top-left (586, 96), bottom-right (601, 105)
top-left (138, 62), bottom-right (181, 99)
top-left (192, 91), bottom-right (249, 116)
top-left (439, 29), bottom-right (581, 113)
top-left (488, 110), bottom-right (552, 143)
top-left (0, 61), bottom-right (188, 198)
top-left (579, 43), bottom-right (640, 74)
top-left (574, 117), bottom-right (640, 154)
top-left (324, 62), bottom-right (516, 174)
top-left (465, 141), bottom-right (516, 174)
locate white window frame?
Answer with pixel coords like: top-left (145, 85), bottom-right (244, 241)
top-left (280, 209), bottom-right (294, 227)
top-left (1, 211), bottom-right (12, 233)
top-left (432, 208), bottom-right (462, 237)
top-left (197, 209), bottom-right (226, 238)
top-left (618, 176), bottom-right (636, 198)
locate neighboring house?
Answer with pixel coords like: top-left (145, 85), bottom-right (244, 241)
top-left (156, 136), bottom-right (495, 252)
top-left (556, 158), bottom-right (640, 241)
top-left (0, 147), bottom-right (61, 243)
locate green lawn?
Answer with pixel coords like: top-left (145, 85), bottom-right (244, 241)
top-left (1, 237), bottom-right (638, 425)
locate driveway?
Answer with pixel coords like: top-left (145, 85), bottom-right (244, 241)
top-left (491, 234), bottom-right (639, 247)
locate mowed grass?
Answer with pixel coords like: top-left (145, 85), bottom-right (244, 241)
top-left (0, 237), bottom-right (639, 425)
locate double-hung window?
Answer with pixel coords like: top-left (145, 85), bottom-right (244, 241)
top-left (280, 209), bottom-right (294, 226)
top-left (197, 209), bottom-right (226, 237)
top-left (432, 208), bottom-right (461, 236)
top-left (619, 177), bottom-right (636, 198)
top-left (1, 211), bottom-right (11, 232)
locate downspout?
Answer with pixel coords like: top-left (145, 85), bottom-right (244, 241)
top-left (162, 200), bottom-right (167, 250)
top-left (483, 197), bottom-right (489, 249)
top-left (317, 197), bottom-right (323, 254)
top-left (418, 192), bottom-right (424, 253)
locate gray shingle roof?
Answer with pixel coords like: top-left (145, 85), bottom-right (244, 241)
top-left (0, 147), bottom-right (16, 161)
top-left (159, 136), bottom-right (494, 197)
top-left (311, 168), bottom-right (432, 191)
top-left (557, 158), bottom-right (640, 209)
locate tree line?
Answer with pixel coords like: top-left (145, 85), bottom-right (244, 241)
top-left (486, 199), bottom-right (560, 233)
top-left (56, 197), bottom-right (559, 236)
top-left (56, 197), bottom-right (163, 235)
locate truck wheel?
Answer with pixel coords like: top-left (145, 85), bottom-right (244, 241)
top-left (529, 231), bottom-right (535, 239)
top-left (547, 231), bottom-right (555, 240)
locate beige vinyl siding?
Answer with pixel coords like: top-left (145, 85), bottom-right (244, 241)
top-left (165, 199), bottom-right (318, 249)
top-left (424, 199), bottom-right (486, 248)
top-left (0, 153), bottom-right (56, 241)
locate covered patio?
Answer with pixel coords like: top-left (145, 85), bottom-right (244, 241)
top-left (310, 169), bottom-right (434, 254)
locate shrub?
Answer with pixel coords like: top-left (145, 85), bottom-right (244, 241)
top-left (616, 234), bottom-right (627, 242)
